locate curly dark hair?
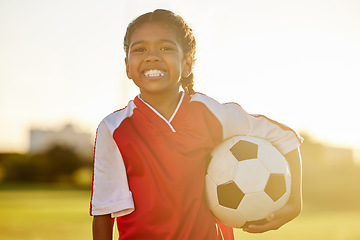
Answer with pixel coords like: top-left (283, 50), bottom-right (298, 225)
top-left (123, 9), bottom-right (197, 95)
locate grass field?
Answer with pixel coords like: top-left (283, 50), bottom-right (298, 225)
top-left (1, 187), bottom-right (360, 240)
top-left (0, 187), bottom-right (92, 240)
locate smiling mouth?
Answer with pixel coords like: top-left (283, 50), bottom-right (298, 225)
top-left (143, 69), bottom-right (165, 78)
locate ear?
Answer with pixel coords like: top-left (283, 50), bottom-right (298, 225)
top-left (125, 57), bottom-right (132, 79)
top-left (181, 57), bottom-right (193, 78)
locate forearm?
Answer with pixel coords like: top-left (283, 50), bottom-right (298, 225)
top-left (284, 147), bottom-right (303, 216)
top-left (93, 214), bottom-right (114, 240)
top-left (243, 147), bottom-right (303, 233)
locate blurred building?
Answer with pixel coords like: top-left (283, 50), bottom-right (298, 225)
top-left (29, 124), bottom-right (93, 158)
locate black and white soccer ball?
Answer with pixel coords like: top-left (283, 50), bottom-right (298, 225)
top-left (205, 136), bottom-right (291, 228)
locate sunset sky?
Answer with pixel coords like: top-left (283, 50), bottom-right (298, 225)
top-left (1, 0), bottom-right (360, 153)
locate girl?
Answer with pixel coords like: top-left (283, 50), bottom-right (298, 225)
top-left (90, 9), bottom-right (303, 240)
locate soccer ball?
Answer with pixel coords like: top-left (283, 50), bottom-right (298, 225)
top-left (205, 136), bottom-right (291, 228)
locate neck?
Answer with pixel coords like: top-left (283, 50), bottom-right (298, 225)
top-left (139, 90), bottom-right (183, 121)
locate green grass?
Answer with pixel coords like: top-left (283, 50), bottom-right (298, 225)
top-left (0, 187), bottom-right (92, 240)
top-left (1, 187), bottom-right (360, 240)
top-left (234, 209), bottom-right (360, 240)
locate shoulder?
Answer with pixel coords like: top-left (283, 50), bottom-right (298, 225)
top-left (190, 92), bottom-right (243, 117)
top-left (190, 92), bottom-right (242, 108)
top-left (190, 92), bottom-right (219, 105)
top-left (100, 100), bottom-right (137, 134)
top-left (190, 92), bottom-right (225, 113)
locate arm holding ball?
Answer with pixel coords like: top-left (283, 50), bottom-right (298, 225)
top-left (243, 148), bottom-right (302, 233)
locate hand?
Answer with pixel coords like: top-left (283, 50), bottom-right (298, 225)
top-left (241, 148), bottom-right (302, 234)
top-left (242, 200), bottom-right (301, 233)
top-left (242, 148), bottom-right (303, 234)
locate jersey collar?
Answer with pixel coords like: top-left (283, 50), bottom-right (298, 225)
top-left (134, 92), bottom-right (186, 133)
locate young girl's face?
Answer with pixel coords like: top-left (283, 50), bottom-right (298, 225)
top-left (125, 22), bottom-right (192, 98)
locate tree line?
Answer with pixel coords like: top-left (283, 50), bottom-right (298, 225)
top-left (0, 133), bottom-right (359, 210)
top-left (0, 145), bottom-right (92, 186)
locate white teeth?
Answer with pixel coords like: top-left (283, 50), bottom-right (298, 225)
top-left (144, 70), bottom-right (164, 77)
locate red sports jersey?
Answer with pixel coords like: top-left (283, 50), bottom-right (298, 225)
top-left (90, 92), bottom-right (302, 240)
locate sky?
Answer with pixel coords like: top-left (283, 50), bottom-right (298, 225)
top-left (1, 0), bottom-right (360, 153)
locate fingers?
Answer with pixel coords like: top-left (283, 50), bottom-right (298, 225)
top-left (242, 202), bottom-right (300, 233)
top-left (242, 221), bottom-right (278, 233)
top-left (242, 212), bottom-right (283, 233)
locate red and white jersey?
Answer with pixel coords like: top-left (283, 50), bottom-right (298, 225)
top-left (90, 92), bottom-right (302, 240)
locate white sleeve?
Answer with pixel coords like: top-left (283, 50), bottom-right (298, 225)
top-left (191, 94), bottom-right (303, 155)
top-left (221, 103), bottom-right (303, 155)
top-left (90, 120), bottom-right (134, 217)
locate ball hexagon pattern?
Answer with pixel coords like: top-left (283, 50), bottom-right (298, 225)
top-left (205, 136), bottom-right (291, 228)
top-left (217, 181), bottom-right (245, 209)
top-left (265, 174), bottom-right (287, 202)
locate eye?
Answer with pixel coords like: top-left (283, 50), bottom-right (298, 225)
top-left (130, 46), bottom-right (146, 54)
top-left (160, 46), bottom-right (174, 51)
top-left (133, 47), bottom-right (146, 53)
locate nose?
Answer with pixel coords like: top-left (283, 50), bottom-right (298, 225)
top-left (145, 49), bottom-right (161, 63)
